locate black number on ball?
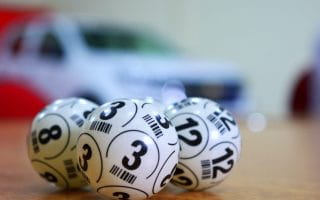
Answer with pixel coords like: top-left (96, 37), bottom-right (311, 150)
top-left (215, 106), bottom-right (237, 131)
top-left (160, 164), bottom-right (177, 187)
top-left (83, 108), bottom-right (95, 119)
top-left (100, 101), bottom-right (125, 120)
top-left (79, 144), bottom-right (92, 171)
top-left (122, 140), bottom-right (148, 170)
top-left (212, 147), bottom-right (234, 178)
top-left (40, 172), bottom-right (58, 183)
top-left (113, 192), bottom-right (130, 200)
top-left (175, 118), bottom-right (202, 146)
top-left (155, 115), bottom-right (171, 129)
top-left (171, 167), bottom-right (193, 186)
top-left (38, 125), bottom-right (62, 145)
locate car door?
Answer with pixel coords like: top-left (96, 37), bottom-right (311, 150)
top-left (30, 26), bottom-right (81, 100)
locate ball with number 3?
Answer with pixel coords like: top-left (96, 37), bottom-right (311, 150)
top-left (27, 98), bottom-right (98, 189)
top-left (165, 97), bottom-right (241, 190)
top-left (77, 99), bottom-right (179, 200)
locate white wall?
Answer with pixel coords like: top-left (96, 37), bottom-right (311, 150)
top-left (3, 0), bottom-right (320, 116)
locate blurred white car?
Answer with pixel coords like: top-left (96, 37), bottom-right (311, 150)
top-left (0, 14), bottom-right (248, 113)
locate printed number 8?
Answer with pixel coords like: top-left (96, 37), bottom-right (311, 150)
top-left (38, 125), bottom-right (62, 145)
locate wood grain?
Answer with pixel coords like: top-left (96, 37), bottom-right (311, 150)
top-left (0, 118), bottom-right (320, 200)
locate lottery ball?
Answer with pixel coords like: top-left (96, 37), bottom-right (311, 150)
top-left (164, 97), bottom-right (241, 190)
top-left (77, 99), bottom-right (179, 200)
top-left (27, 98), bottom-right (98, 189)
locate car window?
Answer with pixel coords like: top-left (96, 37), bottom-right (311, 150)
top-left (80, 26), bottom-right (173, 54)
top-left (39, 32), bottom-right (64, 60)
top-left (82, 29), bottom-right (136, 50)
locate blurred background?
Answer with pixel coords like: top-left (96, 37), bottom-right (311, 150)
top-left (1, 0), bottom-right (320, 121)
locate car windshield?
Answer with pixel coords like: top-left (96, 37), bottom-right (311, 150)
top-left (80, 25), bottom-right (174, 54)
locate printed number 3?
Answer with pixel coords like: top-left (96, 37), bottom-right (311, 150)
top-left (79, 144), bottom-right (92, 171)
top-left (100, 101), bottom-right (125, 120)
top-left (122, 140), bottom-right (148, 170)
top-left (155, 115), bottom-right (171, 129)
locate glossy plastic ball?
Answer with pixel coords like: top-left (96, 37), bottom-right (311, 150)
top-left (77, 99), bottom-right (179, 200)
top-left (27, 98), bottom-right (98, 189)
top-left (165, 97), bottom-right (241, 190)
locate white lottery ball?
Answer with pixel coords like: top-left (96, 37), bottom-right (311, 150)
top-left (27, 98), bottom-right (98, 189)
top-left (165, 97), bottom-right (241, 190)
top-left (77, 99), bottom-right (179, 200)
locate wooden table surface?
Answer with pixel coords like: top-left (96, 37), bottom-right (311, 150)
top-left (1, 118), bottom-right (320, 200)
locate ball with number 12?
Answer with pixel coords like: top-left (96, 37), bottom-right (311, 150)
top-left (165, 97), bottom-right (241, 190)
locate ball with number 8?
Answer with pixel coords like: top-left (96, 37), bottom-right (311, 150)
top-left (77, 98), bottom-right (179, 200)
top-left (164, 97), bottom-right (241, 190)
top-left (27, 98), bottom-right (98, 189)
